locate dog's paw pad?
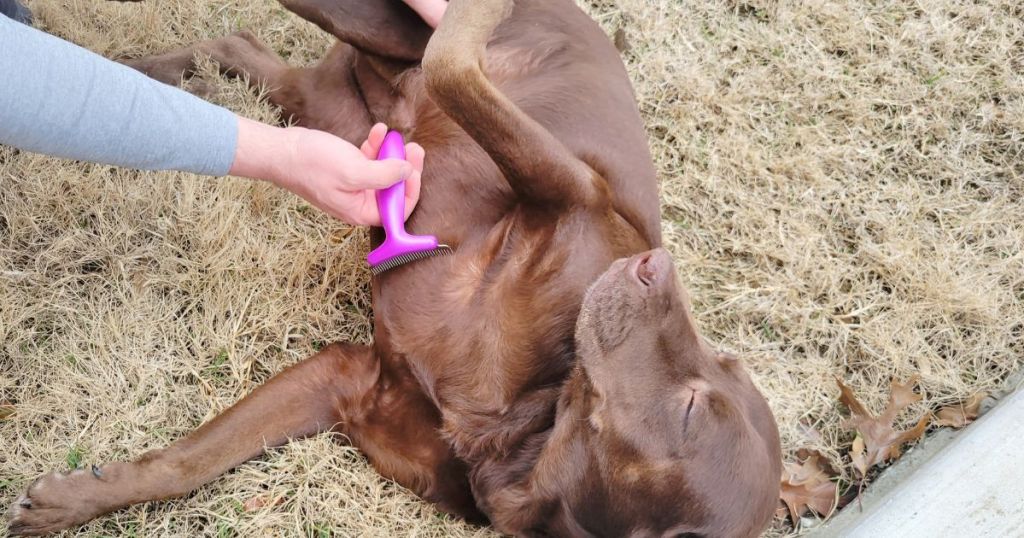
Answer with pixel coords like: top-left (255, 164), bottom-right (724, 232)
top-left (6, 468), bottom-right (115, 535)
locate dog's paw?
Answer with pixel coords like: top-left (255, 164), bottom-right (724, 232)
top-left (7, 465), bottom-right (116, 536)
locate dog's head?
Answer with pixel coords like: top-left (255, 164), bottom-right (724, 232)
top-left (561, 248), bottom-right (780, 537)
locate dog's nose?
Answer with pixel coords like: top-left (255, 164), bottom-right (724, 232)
top-left (630, 248), bottom-right (673, 287)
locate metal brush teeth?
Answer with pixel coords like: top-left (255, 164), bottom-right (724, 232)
top-left (370, 244), bottom-right (453, 276)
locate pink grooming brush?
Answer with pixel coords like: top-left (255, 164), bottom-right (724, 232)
top-left (367, 130), bottom-right (452, 275)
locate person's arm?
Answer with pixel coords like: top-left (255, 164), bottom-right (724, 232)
top-left (0, 15), bottom-right (239, 176)
top-left (232, 119), bottom-right (424, 225)
top-left (0, 16), bottom-right (423, 225)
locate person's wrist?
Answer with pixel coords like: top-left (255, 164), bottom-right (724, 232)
top-left (229, 116), bottom-right (296, 187)
top-left (267, 125), bottom-right (303, 189)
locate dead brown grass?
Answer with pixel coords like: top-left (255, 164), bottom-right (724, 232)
top-left (1, 0), bottom-right (1022, 536)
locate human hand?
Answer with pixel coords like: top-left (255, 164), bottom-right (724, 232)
top-left (277, 123), bottom-right (426, 226)
top-left (231, 118), bottom-right (425, 226)
top-left (402, 0), bottom-right (448, 28)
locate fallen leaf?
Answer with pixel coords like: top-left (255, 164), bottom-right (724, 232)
top-left (796, 420), bottom-right (824, 444)
top-left (935, 392), bottom-right (987, 428)
top-left (849, 435), bottom-right (868, 476)
top-left (0, 401), bottom-right (14, 421)
top-left (778, 452), bottom-right (838, 522)
top-left (243, 494), bottom-right (285, 512)
top-left (795, 448), bottom-right (836, 474)
top-left (613, 27), bottom-right (631, 53)
top-left (836, 376), bottom-right (930, 476)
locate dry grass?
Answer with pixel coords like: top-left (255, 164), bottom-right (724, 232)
top-left (1, 0), bottom-right (1022, 536)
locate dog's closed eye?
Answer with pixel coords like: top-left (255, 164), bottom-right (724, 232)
top-left (682, 389), bottom-right (697, 434)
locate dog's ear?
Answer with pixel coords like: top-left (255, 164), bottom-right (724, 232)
top-left (280, 0), bottom-right (432, 61)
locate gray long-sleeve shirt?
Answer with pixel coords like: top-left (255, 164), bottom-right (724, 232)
top-left (0, 14), bottom-right (237, 176)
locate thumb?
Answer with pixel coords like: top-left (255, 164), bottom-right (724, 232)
top-left (349, 158), bottom-right (414, 190)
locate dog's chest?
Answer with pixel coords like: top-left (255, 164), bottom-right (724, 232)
top-left (372, 209), bottom-right (610, 412)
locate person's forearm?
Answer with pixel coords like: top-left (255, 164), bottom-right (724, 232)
top-left (0, 15), bottom-right (237, 176)
top-left (228, 117), bottom-right (294, 184)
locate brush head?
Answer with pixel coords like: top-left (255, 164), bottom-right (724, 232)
top-left (370, 244), bottom-right (453, 275)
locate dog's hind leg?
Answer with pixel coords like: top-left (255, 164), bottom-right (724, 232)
top-left (422, 0), bottom-right (606, 209)
top-left (6, 343), bottom-right (372, 536)
top-left (122, 32), bottom-right (374, 143)
top-left (123, 30), bottom-right (286, 97)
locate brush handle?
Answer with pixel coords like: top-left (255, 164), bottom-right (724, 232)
top-left (374, 131), bottom-right (409, 239)
top-left (367, 131), bottom-right (439, 268)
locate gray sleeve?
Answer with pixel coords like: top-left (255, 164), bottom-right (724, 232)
top-left (0, 15), bottom-right (238, 176)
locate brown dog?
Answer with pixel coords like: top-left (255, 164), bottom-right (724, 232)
top-left (7, 0), bottom-right (781, 536)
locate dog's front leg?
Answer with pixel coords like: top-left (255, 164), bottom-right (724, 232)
top-left (5, 343), bottom-right (373, 536)
top-left (422, 0), bottom-right (606, 209)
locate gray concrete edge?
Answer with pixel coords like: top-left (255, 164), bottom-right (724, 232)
top-left (810, 369), bottom-right (1024, 536)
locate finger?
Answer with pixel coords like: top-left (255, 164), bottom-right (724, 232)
top-left (403, 169), bottom-right (422, 221)
top-left (361, 123), bottom-right (389, 159)
top-left (360, 124), bottom-right (386, 158)
top-left (405, 0), bottom-right (448, 28)
top-left (368, 123), bottom-right (388, 146)
top-left (405, 142), bottom-right (426, 174)
top-left (402, 142), bottom-right (425, 220)
top-left (351, 158), bottom-right (414, 190)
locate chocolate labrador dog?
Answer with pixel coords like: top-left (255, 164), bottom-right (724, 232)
top-left (7, 0), bottom-right (781, 536)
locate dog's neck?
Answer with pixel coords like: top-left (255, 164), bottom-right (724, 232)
top-left (440, 385), bottom-right (560, 463)
top-left (453, 367), bottom-right (596, 533)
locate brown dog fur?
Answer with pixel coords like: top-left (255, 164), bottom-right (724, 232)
top-left (7, 1), bottom-right (781, 536)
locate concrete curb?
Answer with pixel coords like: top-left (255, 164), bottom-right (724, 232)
top-left (813, 374), bottom-right (1024, 537)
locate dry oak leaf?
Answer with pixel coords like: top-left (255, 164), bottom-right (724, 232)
top-left (242, 494), bottom-right (285, 512)
top-left (778, 452), bottom-right (838, 522)
top-left (796, 420), bottom-right (824, 444)
top-left (836, 376), bottom-right (930, 477)
top-left (0, 401), bottom-right (14, 421)
top-left (935, 392), bottom-right (987, 429)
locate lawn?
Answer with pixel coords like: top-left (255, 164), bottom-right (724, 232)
top-left (2, 0), bottom-right (1022, 535)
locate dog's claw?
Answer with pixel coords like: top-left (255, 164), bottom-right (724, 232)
top-left (9, 467), bottom-right (115, 534)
